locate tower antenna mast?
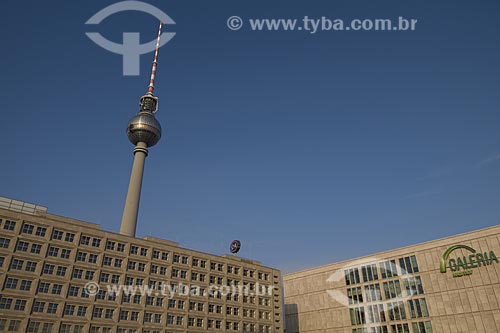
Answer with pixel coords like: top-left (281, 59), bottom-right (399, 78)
top-left (120, 21), bottom-right (164, 237)
top-left (147, 21), bottom-right (162, 96)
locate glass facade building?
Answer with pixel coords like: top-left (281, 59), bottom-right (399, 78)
top-left (284, 225), bottom-right (500, 333)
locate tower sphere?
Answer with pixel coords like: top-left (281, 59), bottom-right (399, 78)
top-left (126, 112), bottom-right (162, 147)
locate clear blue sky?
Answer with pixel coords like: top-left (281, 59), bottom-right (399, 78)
top-left (1, 0), bottom-right (499, 273)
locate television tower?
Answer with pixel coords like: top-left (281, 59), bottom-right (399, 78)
top-left (120, 22), bottom-right (163, 237)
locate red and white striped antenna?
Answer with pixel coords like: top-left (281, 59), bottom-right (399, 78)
top-left (147, 21), bottom-right (163, 95)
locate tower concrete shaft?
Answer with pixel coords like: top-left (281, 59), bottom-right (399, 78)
top-left (119, 21), bottom-right (163, 237)
top-left (120, 142), bottom-right (148, 237)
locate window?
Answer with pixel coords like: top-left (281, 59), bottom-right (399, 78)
top-left (402, 276), bottom-right (424, 296)
top-left (399, 255), bottom-right (419, 275)
top-left (20, 280), bottom-right (32, 291)
top-left (3, 220), bottom-right (16, 230)
top-left (32, 301), bottom-right (45, 313)
top-left (408, 298), bottom-right (429, 318)
top-left (345, 268), bottom-right (361, 285)
top-left (80, 235), bottom-right (91, 245)
top-left (61, 248), bottom-right (71, 259)
top-left (64, 304), bottom-right (76, 316)
top-left (52, 283), bottom-right (62, 295)
top-left (152, 250), bottom-right (160, 259)
top-left (35, 226), bottom-right (47, 237)
top-left (349, 306), bottom-right (366, 326)
top-left (105, 308), bottom-right (114, 318)
top-left (47, 246), bottom-right (59, 257)
top-left (140, 248), bottom-right (148, 256)
top-left (76, 251), bottom-right (87, 262)
top-left (56, 266), bottom-right (67, 276)
top-left (0, 297), bottom-right (13, 309)
top-left (7, 320), bottom-right (21, 332)
top-left (68, 286), bottom-right (79, 297)
top-left (4, 278), bottom-right (18, 289)
top-left (93, 307), bottom-right (103, 319)
top-left (85, 270), bottom-right (95, 280)
top-left (380, 260), bottom-right (398, 279)
top-left (0, 237), bottom-right (10, 248)
top-left (92, 238), bottom-right (101, 247)
top-left (89, 253), bottom-right (98, 263)
top-left (361, 264), bottom-right (379, 282)
top-left (387, 301), bottom-right (406, 321)
top-left (11, 259), bottom-right (24, 270)
top-left (14, 299), bottom-right (27, 311)
top-left (52, 230), bottom-right (63, 240)
top-left (103, 256), bottom-right (112, 266)
top-left (115, 258), bottom-right (123, 268)
top-left (347, 287), bottom-right (363, 304)
top-left (111, 274), bottom-right (120, 283)
top-left (412, 321), bottom-right (433, 333)
top-left (21, 223), bottom-right (34, 234)
top-left (77, 306), bottom-right (87, 316)
top-left (16, 240), bottom-right (29, 252)
top-left (65, 232), bottom-right (75, 242)
top-left (38, 282), bottom-right (50, 293)
top-left (31, 243), bottom-right (42, 254)
top-left (73, 269), bottom-right (83, 279)
top-left (106, 241), bottom-right (115, 250)
top-left (117, 243), bottom-right (125, 252)
top-left (130, 245), bottom-right (139, 255)
top-left (383, 280), bottom-right (402, 300)
top-left (119, 310), bottom-right (129, 320)
top-left (47, 303), bottom-right (58, 314)
top-left (26, 261), bottom-right (37, 272)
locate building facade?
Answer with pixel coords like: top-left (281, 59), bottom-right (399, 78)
top-left (284, 225), bottom-right (500, 333)
top-left (0, 198), bottom-right (284, 333)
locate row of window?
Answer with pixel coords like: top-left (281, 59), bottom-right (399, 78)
top-left (7, 244), bottom-right (271, 287)
top-left (352, 321), bottom-right (432, 333)
top-left (0, 318), bottom-right (277, 333)
top-left (345, 256), bottom-right (420, 286)
top-left (2, 219), bottom-right (273, 274)
top-left (347, 277), bottom-right (425, 304)
top-left (349, 298), bottom-right (429, 325)
top-left (2, 228), bottom-right (275, 287)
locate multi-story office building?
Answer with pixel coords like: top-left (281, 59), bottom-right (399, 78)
top-left (0, 197), bottom-right (284, 333)
top-left (284, 225), bottom-right (500, 333)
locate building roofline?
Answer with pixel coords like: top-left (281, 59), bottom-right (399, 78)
top-left (284, 223), bottom-right (500, 278)
top-left (0, 200), bottom-right (272, 270)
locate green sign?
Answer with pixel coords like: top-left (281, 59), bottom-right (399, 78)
top-left (440, 244), bottom-right (499, 278)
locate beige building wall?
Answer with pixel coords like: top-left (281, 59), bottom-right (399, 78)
top-left (283, 225), bottom-right (500, 333)
top-left (0, 200), bottom-right (284, 333)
